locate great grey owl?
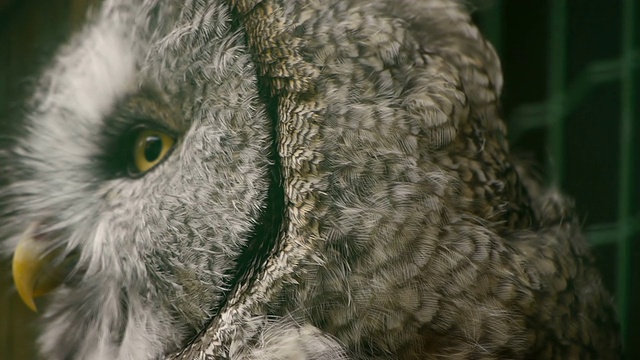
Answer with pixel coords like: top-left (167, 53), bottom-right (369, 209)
top-left (1, 0), bottom-right (621, 359)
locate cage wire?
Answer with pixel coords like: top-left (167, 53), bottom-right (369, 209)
top-left (473, 0), bottom-right (639, 356)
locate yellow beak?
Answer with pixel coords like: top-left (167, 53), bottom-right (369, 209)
top-left (11, 223), bottom-right (65, 312)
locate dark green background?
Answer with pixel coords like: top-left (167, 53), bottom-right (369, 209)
top-left (473, 1), bottom-right (639, 357)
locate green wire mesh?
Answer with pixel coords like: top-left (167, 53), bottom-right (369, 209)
top-left (474, 0), bottom-right (638, 355)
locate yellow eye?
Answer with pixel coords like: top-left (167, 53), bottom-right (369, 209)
top-left (132, 129), bottom-right (175, 174)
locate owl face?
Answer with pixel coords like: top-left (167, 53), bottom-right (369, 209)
top-left (1, 1), bottom-right (272, 359)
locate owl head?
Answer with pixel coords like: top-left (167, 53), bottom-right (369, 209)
top-left (1, 0), bottom-right (543, 358)
top-left (2, 1), bottom-right (274, 358)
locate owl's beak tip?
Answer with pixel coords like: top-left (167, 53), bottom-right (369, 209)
top-left (12, 236), bottom-right (41, 312)
top-left (11, 223), bottom-right (64, 313)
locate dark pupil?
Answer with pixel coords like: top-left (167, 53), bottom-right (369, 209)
top-left (144, 136), bottom-right (163, 162)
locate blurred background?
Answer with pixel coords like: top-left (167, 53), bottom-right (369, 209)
top-left (0, 0), bottom-right (638, 358)
top-left (472, 1), bottom-right (639, 358)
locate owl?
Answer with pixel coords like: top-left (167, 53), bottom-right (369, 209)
top-left (1, 0), bottom-right (621, 359)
